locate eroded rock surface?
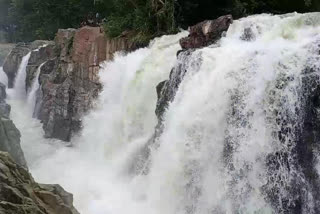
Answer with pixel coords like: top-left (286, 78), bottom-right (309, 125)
top-left (26, 42), bottom-right (56, 90)
top-left (3, 41), bottom-right (53, 88)
top-left (180, 15), bottom-right (233, 49)
top-left (0, 152), bottom-right (79, 214)
top-left (0, 83), bottom-right (26, 168)
top-left (37, 26), bottom-right (136, 141)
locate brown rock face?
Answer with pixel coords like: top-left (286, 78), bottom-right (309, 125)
top-left (37, 26), bottom-right (136, 141)
top-left (180, 15), bottom-right (233, 49)
top-left (0, 152), bottom-right (79, 214)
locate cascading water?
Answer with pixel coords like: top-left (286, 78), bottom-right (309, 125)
top-left (11, 51), bottom-right (31, 99)
top-left (27, 62), bottom-right (45, 116)
top-left (146, 13), bottom-right (320, 214)
top-left (6, 12), bottom-right (320, 214)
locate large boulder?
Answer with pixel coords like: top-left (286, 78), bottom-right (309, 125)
top-left (0, 152), bottom-right (79, 214)
top-left (180, 15), bottom-right (233, 49)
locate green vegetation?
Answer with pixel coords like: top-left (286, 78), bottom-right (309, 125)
top-left (0, 0), bottom-right (319, 43)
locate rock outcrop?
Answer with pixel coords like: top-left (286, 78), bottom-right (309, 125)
top-left (2, 26), bottom-right (137, 142)
top-left (0, 83), bottom-right (10, 118)
top-left (36, 26), bottom-right (137, 141)
top-left (0, 43), bottom-right (14, 66)
top-left (0, 151), bottom-right (79, 214)
top-left (26, 42), bottom-right (56, 90)
top-left (156, 15), bottom-right (233, 124)
top-left (3, 41), bottom-right (53, 88)
top-left (0, 117), bottom-right (27, 168)
top-left (3, 43), bottom-right (30, 88)
top-left (180, 15), bottom-right (233, 49)
top-left (0, 82), bottom-right (27, 168)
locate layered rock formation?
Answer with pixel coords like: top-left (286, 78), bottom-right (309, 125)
top-left (0, 83), bottom-right (27, 168)
top-left (0, 152), bottom-right (79, 214)
top-left (37, 26), bottom-right (136, 141)
top-left (0, 69), bottom-right (79, 214)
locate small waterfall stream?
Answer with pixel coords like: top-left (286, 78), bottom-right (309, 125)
top-left (10, 52), bottom-right (31, 99)
top-left (27, 62), bottom-right (45, 116)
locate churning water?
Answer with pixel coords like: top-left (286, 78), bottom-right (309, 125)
top-left (3, 12), bottom-right (320, 214)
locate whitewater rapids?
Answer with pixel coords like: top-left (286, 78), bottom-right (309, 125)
top-left (1, 12), bottom-right (320, 214)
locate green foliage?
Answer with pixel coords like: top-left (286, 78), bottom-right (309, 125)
top-left (102, 0), bottom-right (177, 43)
top-left (0, 0), bottom-right (104, 42)
top-left (176, 0), bottom-right (320, 27)
top-left (0, 0), bottom-right (319, 43)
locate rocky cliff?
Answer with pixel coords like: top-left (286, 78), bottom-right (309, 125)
top-left (36, 26), bottom-right (136, 141)
top-left (3, 41), bottom-right (52, 88)
top-left (0, 83), bottom-right (27, 168)
top-left (3, 26), bottom-right (137, 142)
top-left (0, 43), bottom-right (14, 66)
top-left (0, 70), bottom-right (79, 214)
top-left (0, 152), bottom-right (79, 214)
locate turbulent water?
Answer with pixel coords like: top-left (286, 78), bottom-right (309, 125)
top-left (2, 12), bottom-right (320, 214)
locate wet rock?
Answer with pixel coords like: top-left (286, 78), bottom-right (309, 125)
top-left (180, 15), bottom-right (233, 49)
top-left (240, 27), bottom-right (255, 41)
top-left (3, 43), bottom-right (30, 88)
top-left (0, 102), bottom-right (11, 118)
top-left (4, 26), bottom-right (139, 142)
top-left (3, 41), bottom-right (54, 88)
top-left (155, 50), bottom-right (201, 122)
top-left (0, 82), bottom-right (10, 119)
top-left (36, 26), bottom-right (137, 141)
top-left (0, 82), bottom-right (26, 167)
top-left (26, 42), bottom-right (56, 90)
top-left (0, 116), bottom-right (27, 168)
top-left (0, 82), bottom-right (6, 100)
top-left (0, 152), bottom-right (79, 214)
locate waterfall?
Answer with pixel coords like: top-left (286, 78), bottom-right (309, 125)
top-left (27, 62), bottom-right (45, 116)
top-left (7, 12), bottom-right (320, 214)
top-left (146, 12), bottom-right (320, 214)
top-left (9, 31), bottom-right (188, 213)
top-left (10, 52), bottom-right (31, 99)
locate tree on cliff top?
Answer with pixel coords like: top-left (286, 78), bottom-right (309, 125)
top-left (0, 0), bottom-right (319, 43)
top-left (101, 0), bottom-right (176, 44)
